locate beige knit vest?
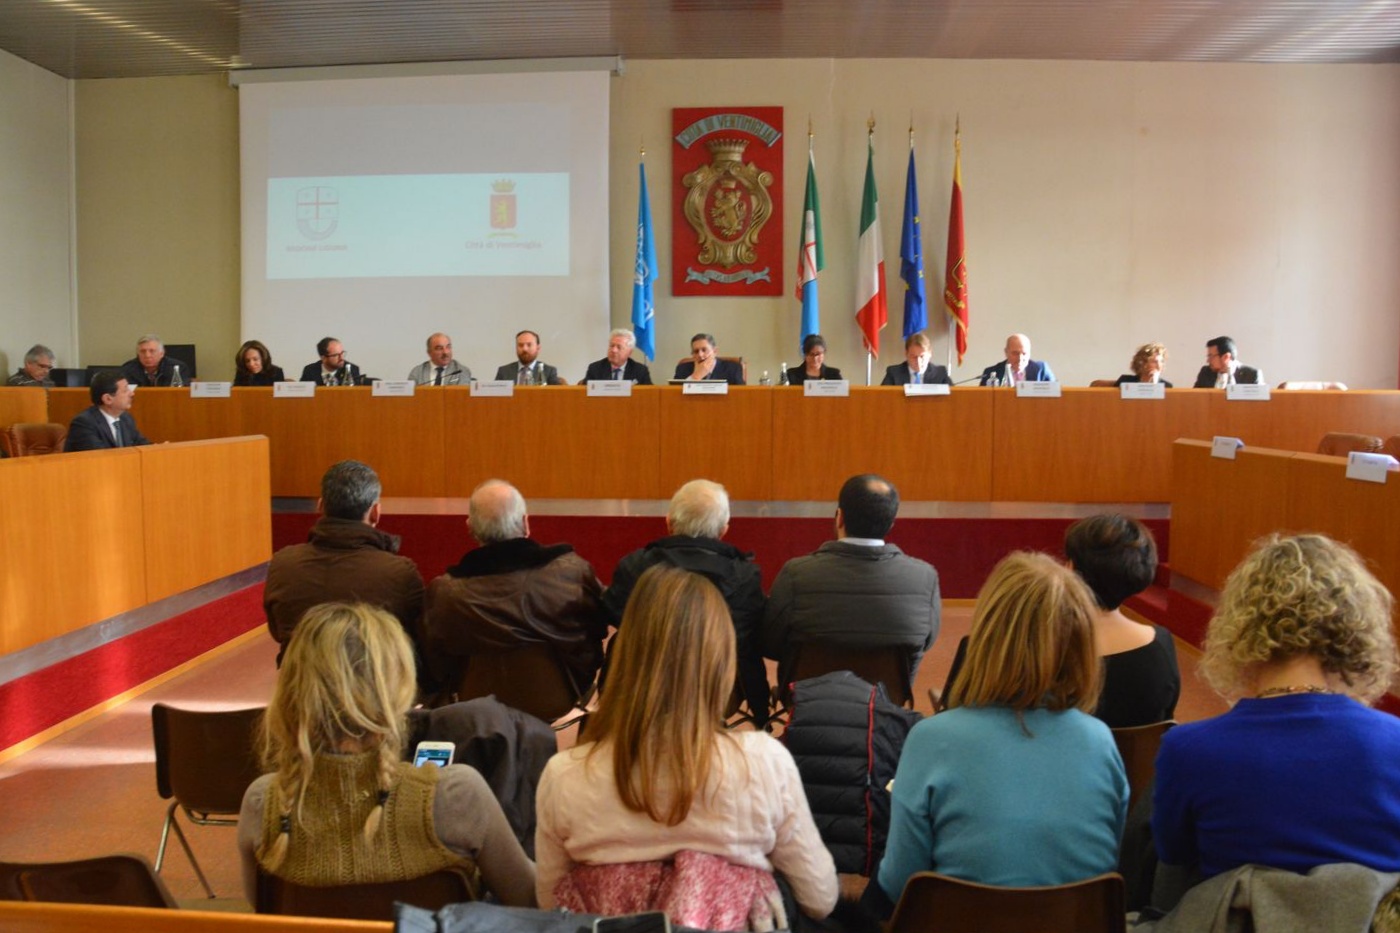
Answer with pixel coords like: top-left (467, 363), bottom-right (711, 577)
top-left (259, 751), bottom-right (470, 885)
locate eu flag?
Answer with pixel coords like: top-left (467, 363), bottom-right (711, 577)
top-left (900, 148), bottom-right (927, 339)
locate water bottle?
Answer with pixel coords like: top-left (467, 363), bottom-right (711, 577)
top-left (759, 371), bottom-right (771, 386)
top-left (170, 364), bottom-right (183, 388)
top-left (778, 363), bottom-right (789, 386)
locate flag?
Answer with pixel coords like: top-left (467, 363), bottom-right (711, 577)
top-left (944, 134), bottom-right (969, 365)
top-left (855, 136), bottom-right (888, 357)
top-left (631, 161), bottom-right (658, 362)
top-left (900, 147), bottom-right (926, 339)
top-left (796, 148), bottom-right (824, 348)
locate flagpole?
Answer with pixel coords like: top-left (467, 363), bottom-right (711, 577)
top-left (866, 114), bottom-right (875, 387)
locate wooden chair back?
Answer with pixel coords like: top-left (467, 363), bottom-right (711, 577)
top-left (1111, 720), bottom-right (1176, 814)
top-left (788, 642), bottom-right (914, 708)
top-left (255, 866), bottom-right (477, 920)
top-left (0, 854), bottom-right (176, 908)
top-left (887, 871), bottom-right (1127, 933)
top-left (1316, 432), bottom-right (1382, 456)
top-left (454, 642), bottom-right (590, 728)
top-left (2, 423), bottom-right (67, 457)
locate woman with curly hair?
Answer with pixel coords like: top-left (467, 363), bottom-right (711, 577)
top-left (1115, 342), bottom-right (1171, 387)
top-left (1153, 534), bottom-right (1400, 879)
top-left (237, 602), bottom-right (535, 907)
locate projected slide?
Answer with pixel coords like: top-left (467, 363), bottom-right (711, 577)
top-left (267, 173), bottom-right (570, 278)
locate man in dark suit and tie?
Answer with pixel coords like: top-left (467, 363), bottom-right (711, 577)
top-left (298, 336), bottom-right (369, 386)
top-left (64, 371), bottom-right (152, 451)
top-left (495, 329), bottom-right (564, 385)
top-left (882, 332), bottom-right (953, 386)
top-left (581, 328), bottom-right (653, 384)
top-left (1192, 335), bottom-right (1263, 388)
top-left (979, 333), bottom-right (1056, 385)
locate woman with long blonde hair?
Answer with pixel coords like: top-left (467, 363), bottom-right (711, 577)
top-left (534, 565), bottom-right (837, 928)
top-left (236, 602), bottom-right (535, 907)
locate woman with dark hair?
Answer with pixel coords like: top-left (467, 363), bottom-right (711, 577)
top-left (1064, 514), bottom-right (1180, 727)
top-left (535, 564), bottom-right (836, 929)
top-left (237, 602), bottom-right (535, 907)
top-left (871, 553), bottom-right (1127, 917)
top-left (234, 339), bottom-right (286, 386)
top-left (786, 334), bottom-right (843, 385)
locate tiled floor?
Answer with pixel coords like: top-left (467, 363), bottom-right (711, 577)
top-left (0, 605), bottom-right (1227, 912)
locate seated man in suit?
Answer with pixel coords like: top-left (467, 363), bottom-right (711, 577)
top-left (980, 332), bottom-right (1055, 385)
top-left (673, 332), bottom-right (745, 384)
top-left (120, 334), bottom-right (190, 387)
top-left (603, 478), bottom-right (768, 724)
top-left (64, 370), bottom-right (152, 451)
top-left (1193, 335), bottom-right (1263, 387)
top-left (581, 328), bottom-right (653, 384)
top-left (424, 479), bottom-right (608, 699)
top-left (408, 332), bottom-right (471, 386)
top-left (298, 336), bottom-right (369, 385)
top-left (496, 330), bottom-right (564, 385)
top-left (763, 473), bottom-right (941, 693)
top-left (882, 332), bottom-right (951, 386)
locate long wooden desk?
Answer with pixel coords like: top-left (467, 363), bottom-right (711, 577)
top-left (31, 386), bottom-right (1400, 501)
top-left (0, 436), bottom-right (272, 656)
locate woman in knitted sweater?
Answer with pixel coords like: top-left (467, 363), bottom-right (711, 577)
top-left (237, 602), bottom-right (535, 908)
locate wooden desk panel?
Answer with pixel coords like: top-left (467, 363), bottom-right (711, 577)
top-left (658, 387), bottom-right (772, 500)
top-left (1170, 440), bottom-right (1299, 590)
top-left (771, 388), bottom-right (994, 500)
top-left (1288, 452), bottom-right (1400, 603)
top-left (139, 437), bottom-right (273, 602)
top-left (0, 902), bottom-right (391, 933)
top-left (0, 386), bottom-right (50, 428)
top-left (44, 389), bottom-right (89, 433)
top-left (1204, 390), bottom-right (1400, 453)
top-left (992, 389), bottom-right (1212, 502)
top-left (0, 449), bottom-right (147, 654)
top-left (444, 386), bottom-right (661, 499)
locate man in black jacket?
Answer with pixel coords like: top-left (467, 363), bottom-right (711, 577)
top-left (1193, 335), bottom-right (1263, 388)
top-left (298, 336), bottom-right (369, 385)
top-left (64, 371), bottom-right (152, 451)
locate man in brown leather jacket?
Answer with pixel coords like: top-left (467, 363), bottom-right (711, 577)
top-left (424, 479), bottom-right (608, 700)
top-left (263, 460), bottom-right (425, 672)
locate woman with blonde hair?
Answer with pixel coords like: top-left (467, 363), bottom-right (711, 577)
top-left (1153, 534), bottom-right (1400, 879)
top-left (237, 602), bottom-right (535, 907)
top-left (1116, 342), bottom-right (1171, 387)
top-left (869, 552), bottom-right (1127, 916)
top-left (534, 564), bottom-right (837, 929)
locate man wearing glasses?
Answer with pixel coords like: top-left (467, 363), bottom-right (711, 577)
top-left (299, 336), bottom-right (369, 386)
top-left (7, 344), bottom-right (56, 387)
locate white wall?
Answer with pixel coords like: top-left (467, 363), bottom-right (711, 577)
top-left (0, 49), bottom-right (72, 377)
top-left (609, 60), bottom-right (1400, 388)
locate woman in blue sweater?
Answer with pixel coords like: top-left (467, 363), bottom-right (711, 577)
top-left (1153, 534), bottom-right (1400, 879)
top-left (870, 552), bottom-right (1128, 915)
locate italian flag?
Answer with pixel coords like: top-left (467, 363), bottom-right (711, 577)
top-left (855, 136), bottom-right (888, 357)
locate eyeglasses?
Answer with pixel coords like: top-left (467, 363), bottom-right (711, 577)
top-left (324, 352), bottom-right (345, 360)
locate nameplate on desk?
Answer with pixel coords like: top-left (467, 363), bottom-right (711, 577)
top-left (682, 381), bottom-right (729, 396)
top-left (1226, 383), bottom-right (1270, 401)
top-left (903, 383), bottom-right (950, 397)
top-left (371, 380), bottom-right (415, 397)
top-left (803, 379), bottom-right (849, 397)
top-left (1346, 452), bottom-right (1399, 484)
top-left (1015, 381), bottom-right (1062, 398)
top-left (190, 381), bottom-right (231, 398)
top-left (1120, 383), bottom-right (1165, 400)
top-left (1211, 436), bottom-right (1245, 460)
top-left (275, 381), bottom-right (316, 398)
top-left (471, 381), bottom-right (515, 397)
top-left (587, 380), bottom-right (634, 397)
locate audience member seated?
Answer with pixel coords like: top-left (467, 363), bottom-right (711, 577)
top-left (1152, 534), bottom-right (1400, 882)
top-left (1192, 335), bottom-right (1262, 388)
top-left (409, 332), bottom-right (471, 386)
top-left (674, 333), bottom-right (745, 384)
top-left (763, 474), bottom-right (940, 694)
top-left (263, 460), bottom-right (425, 676)
top-left (603, 479), bottom-right (768, 725)
top-left (424, 479), bottom-right (608, 701)
top-left (1115, 342), bottom-right (1172, 387)
top-left (582, 329), bottom-right (652, 384)
top-left (237, 602), bottom-right (536, 908)
top-left (121, 334), bottom-right (190, 387)
top-left (496, 330), bottom-right (564, 385)
top-left (865, 552), bottom-right (1127, 919)
top-left (786, 333), bottom-right (843, 385)
top-left (881, 331), bottom-right (951, 386)
top-left (978, 332), bottom-right (1055, 385)
top-left (234, 340), bottom-right (286, 386)
top-left (298, 336), bottom-right (369, 386)
top-left (7, 344), bottom-right (56, 387)
top-left (535, 565), bottom-right (838, 929)
top-left (63, 370), bottom-right (151, 451)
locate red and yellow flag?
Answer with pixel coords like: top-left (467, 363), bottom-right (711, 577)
top-left (943, 129), bottom-right (969, 365)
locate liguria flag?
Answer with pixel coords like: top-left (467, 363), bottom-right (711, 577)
top-left (855, 136), bottom-right (888, 357)
top-left (631, 161), bottom-right (658, 362)
top-left (944, 131), bottom-right (969, 365)
top-left (796, 148), bottom-right (824, 348)
top-left (900, 146), bottom-right (926, 339)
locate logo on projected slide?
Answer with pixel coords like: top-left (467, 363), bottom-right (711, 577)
top-left (296, 186), bottom-right (339, 240)
top-left (490, 179), bottom-right (518, 235)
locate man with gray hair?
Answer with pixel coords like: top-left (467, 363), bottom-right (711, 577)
top-left (603, 478), bottom-right (769, 724)
top-left (424, 479), bottom-right (608, 699)
top-left (262, 460), bottom-right (426, 675)
top-left (7, 344), bottom-right (56, 387)
top-left (581, 328), bottom-right (653, 384)
top-left (121, 334), bottom-right (190, 387)
top-left (408, 332), bottom-right (471, 386)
